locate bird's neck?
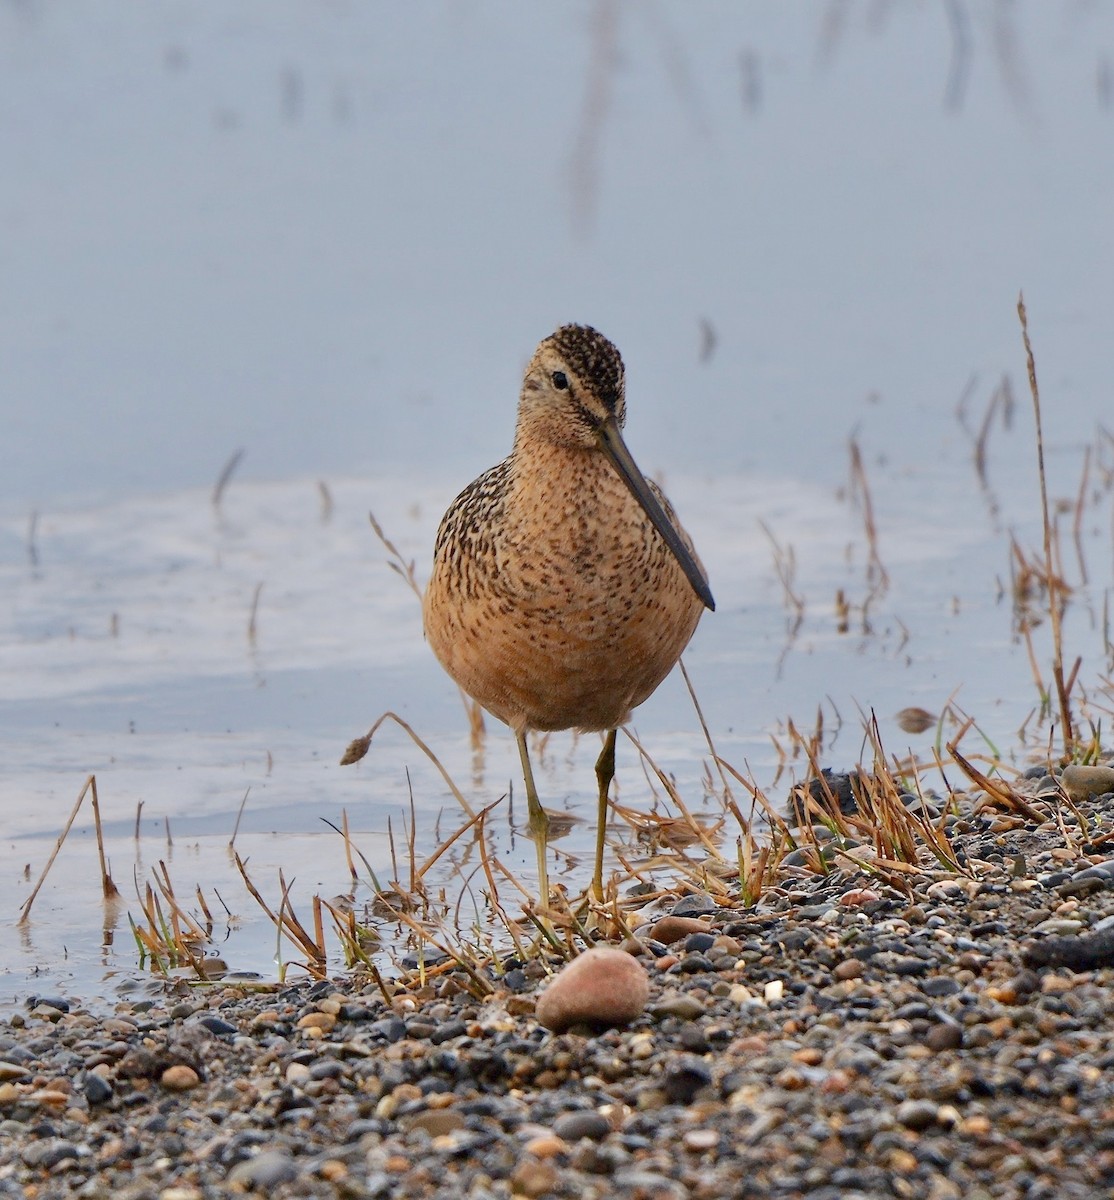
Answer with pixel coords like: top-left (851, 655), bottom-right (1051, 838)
top-left (505, 435), bottom-right (631, 537)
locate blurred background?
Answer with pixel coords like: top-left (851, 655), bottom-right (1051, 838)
top-left (1, 2), bottom-right (1113, 996)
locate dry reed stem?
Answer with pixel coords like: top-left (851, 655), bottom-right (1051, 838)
top-left (758, 519), bottom-right (806, 640)
top-left (229, 787), bottom-right (250, 849)
top-left (848, 435), bottom-right (890, 592)
top-left (20, 774), bottom-right (97, 923)
top-left (1018, 292), bottom-right (1074, 748)
top-left (89, 775), bottom-right (120, 900)
top-left (372, 890), bottom-right (495, 997)
top-left (1072, 444), bottom-right (1092, 584)
top-left (317, 480), bottom-right (334, 522)
top-left (247, 582), bottom-right (264, 647)
top-left (212, 448), bottom-right (245, 509)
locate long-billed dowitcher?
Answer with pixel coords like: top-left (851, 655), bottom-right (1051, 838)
top-left (423, 324), bottom-right (714, 902)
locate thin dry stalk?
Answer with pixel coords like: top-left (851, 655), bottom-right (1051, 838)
top-left (247, 582), bottom-right (264, 647)
top-left (153, 860), bottom-right (209, 947)
top-left (474, 808), bottom-right (530, 961)
top-left (369, 510), bottom-right (423, 601)
top-left (229, 787), bottom-right (251, 849)
top-left (212, 448), bottom-right (245, 509)
top-left (1018, 292), bottom-right (1074, 747)
top-left (1072, 444), bottom-right (1092, 584)
top-left (374, 889), bottom-right (495, 997)
top-left (89, 775), bottom-right (120, 900)
top-left (415, 801), bottom-right (506, 885)
top-left (758, 519), bottom-right (806, 640)
top-left (714, 756), bottom-right (796, 844)
top-left (340, 711), bottom-right (478, 820)
top-left (320, 815), bottom-right (379, 888)
top-left (848, 435), bottom-right (890, 593)
top-left (680, 659), bottom-right (738, 810)
top-left (371, 509), bottom-right (488, 738)
top-left (317, 480), bottom-right (334, 521)
top-left (20, 774), bottom-right (96, 923)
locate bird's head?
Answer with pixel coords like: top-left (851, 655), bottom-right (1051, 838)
top-left (518, 324), bottom-right (626, 449)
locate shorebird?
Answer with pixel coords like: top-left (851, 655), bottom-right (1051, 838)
top-left (423, 324), bottom-right (714, 902)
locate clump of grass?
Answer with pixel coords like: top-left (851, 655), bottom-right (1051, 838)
top-left (130, 862), bottom-right (217, 979)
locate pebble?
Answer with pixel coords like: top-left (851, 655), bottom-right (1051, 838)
top-left (552, 1110), bottom-right (611, 1141)
top-left (1060, 764), bottom-right (1114, 802)
top-left (649, 915), bottom-right (713, 944)
top-left (160, 1065), bottom-right (200, 1091)
top-left (650, 993), bottom-right (707, 1021)
top-left (226, 1149), bottom-right (299, 1189)
top-left (671, 893), bottom-right (717, 917)
top-left (896, 1099), bottom-right (939, 1130)
top-left (535, 947), bottom-right (649, 1032)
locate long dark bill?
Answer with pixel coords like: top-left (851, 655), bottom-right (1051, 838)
top-left (598, 415), bottom-right (715, 612)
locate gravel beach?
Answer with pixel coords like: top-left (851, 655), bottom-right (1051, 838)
top-left (4, 783), bottom-right (1114, 1199)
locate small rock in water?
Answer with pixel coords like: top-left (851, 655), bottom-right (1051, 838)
top-left (535, 947), bottom-right (649, 1033)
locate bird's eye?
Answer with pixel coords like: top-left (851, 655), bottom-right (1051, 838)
top-left (551, 371), bottom-right (569, 391)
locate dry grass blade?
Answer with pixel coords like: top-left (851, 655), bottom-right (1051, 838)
top-left (623, 729), bottom-right (725, 864)
top-left (714, 755), bottom-right (796, 844)
top-left (947, 739), bottom-right (1043, 823)
top-left (372, 888), bottom-right (495, 998)
top-left (415, 801), bottom-right (507, 885)
top-left (234, 854), bottom-right (324, 972)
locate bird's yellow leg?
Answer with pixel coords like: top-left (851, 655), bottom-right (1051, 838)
top-left (592, 728), bottom-right (618, 900)
top-left (516, 731), bottom-right (551, 906)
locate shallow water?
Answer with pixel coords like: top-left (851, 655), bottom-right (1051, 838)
top-left (2, 2), bottom-right (1114, 1003)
